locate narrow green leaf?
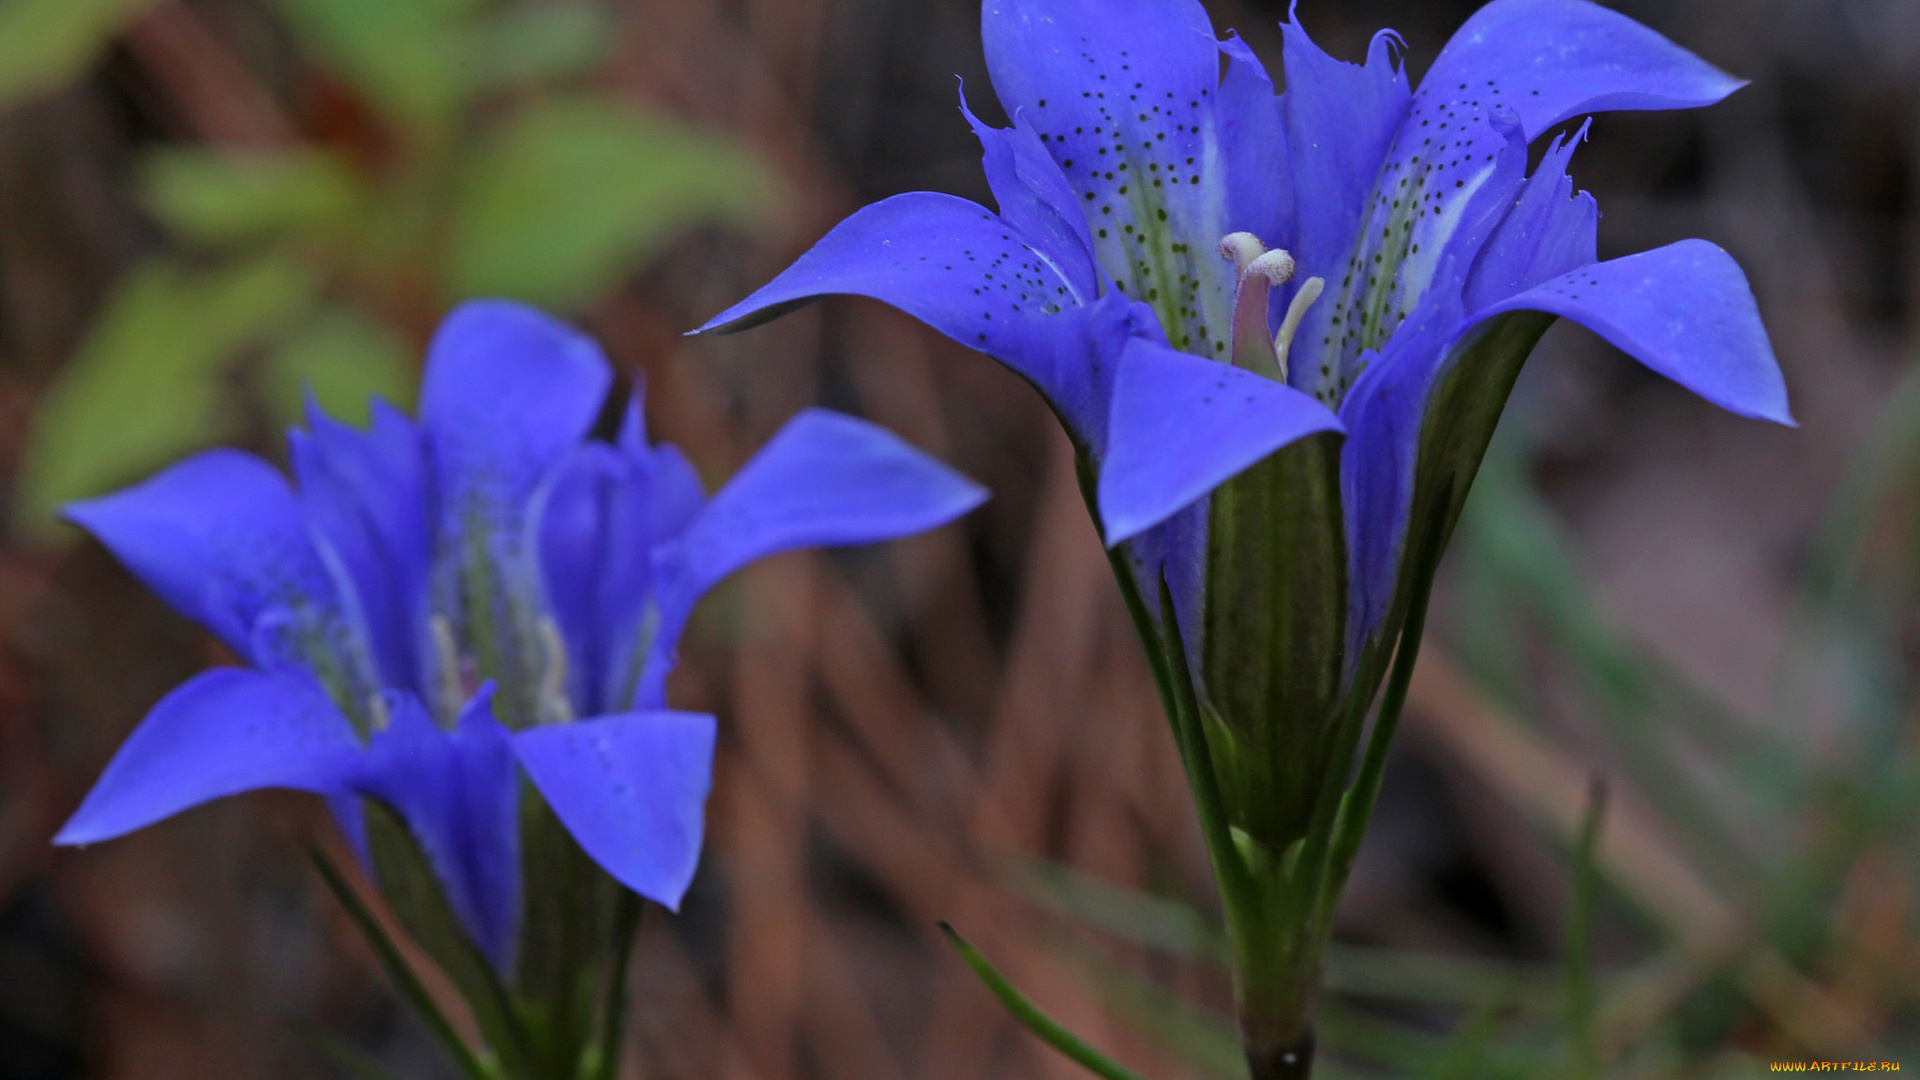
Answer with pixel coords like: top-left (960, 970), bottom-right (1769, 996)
top-left (259, 306), bottom-right (415, 427)
top-left (445, 98), bottom-right (776, 309)
top-left (309, 845), bottom-right (497, 1080)
top-left (16, 254), bottom-right (317, 532)
top-left (939, 921), bottom-right (1153, 1080)
top-left (1565, 778), bottom-right (1606, 1080)
top-left (360, 801), bottom-right (539, 1079)
top-left (144, 148), bottom-right (360, 247)
top-left (0, 0), bottom-right (159, 110)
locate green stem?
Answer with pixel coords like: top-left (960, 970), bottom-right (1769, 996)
top-left (588, 892), bottom-right (644, 1080)
top-left (310, 847), bottom-right (497, 1080)
top-left (1566, 779), bottom-right (1607, 1080)
top-left (941, 922), bottom-right (1152, 1080)
top-left (1104, 547), bottom-right (1253, 913)
top-left (1322, 497), bottom-right (1450, 914)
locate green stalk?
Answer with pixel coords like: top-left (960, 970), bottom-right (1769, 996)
top-left (310, 847), bottom-right (498, 1080)
top-left (587, 891), bottom-right (644, 1080)
top-left (1565, 779), bottom-right (1607, 1080)
top-left (1323, 494), bottom-right (1451, 912)
top-left (940, 922), bottom-right (1152, 1080)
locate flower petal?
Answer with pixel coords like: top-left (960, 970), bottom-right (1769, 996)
top-left (1280, 16), bottom-right (1410, 290)
top-left (538, 443), bottom-right (663, 716)
top-left (55, 668), bottom-right (360, 846)
top-left (1421, 0), bottom-right (1745, 142)
top-left (291, 398), bottom-right (432, 695)
top-left (641, 409), bottom-right (987, 706)
top-left (1217, 33), bottom-right (1291, 253)
top-left (512, 710), bottom-right (717, 910)
top-left (983, 0), bottom-right (1242, 356)
top-left (1337, 284), bottom-right (1470, 655)
top-left (962, 93), bottom-right (1102, 303)
top-left (1293, 91), bottom-right (1528, 404)
top-left (1463, 126), bottom-right (1598, 313)
top-left (358, 689), bottom-right (520, 967)
top-left (1477, 239), bottom-right (1793, 425)
top-left (419, 300), bottom-right (614, 534)
top-left (1099, 336), bottom-right (1343, 545)
top-left (65, 450), bottom-right (339, 665)
top-left (695, 193), bottom-right (1134, 445)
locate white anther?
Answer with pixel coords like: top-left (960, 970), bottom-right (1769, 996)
top-left (1273, 275), bottom-right (1326, 382)
top-left (1247, 248), bottom-right (1297, 287)
top-left (536, 616), bottom-right (575, 724)
top-left (1217, 231), bottom-right (1266, 273)
top-left (367, 693), bottom-right (391, 733)
top-left (430, 614), bottom-right (464, 717)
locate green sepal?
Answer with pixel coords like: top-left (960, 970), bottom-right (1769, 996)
top-left (309, 842), bottom-right (498, 1080)
top-left (361, 799), bottom-right (540, 1077)
top-left (511, 791), bottom-right (631, 1078)
top-left (1199, 430), bottom-right (1348, 850)
top-left (1349, 311), bottom-right (1556, 695)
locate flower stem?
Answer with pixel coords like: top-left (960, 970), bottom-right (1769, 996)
top-left (940, 922), bottom-right (1152, 1080)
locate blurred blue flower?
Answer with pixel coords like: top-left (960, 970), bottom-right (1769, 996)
top-left (698, 0), bottom-right (1790, 677)
top-left (55, 300), bottom-right (985, 966)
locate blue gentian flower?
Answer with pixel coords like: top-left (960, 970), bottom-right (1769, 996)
top-left (697, 0), bottom-right (1789, 842)
top-left (56, 300), bottom-right (985, 967)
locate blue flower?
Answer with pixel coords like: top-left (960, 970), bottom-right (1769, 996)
top-left (696, 0), bottom-right (1790, 843)
top-left (56, 300), bottom-right (986, 966)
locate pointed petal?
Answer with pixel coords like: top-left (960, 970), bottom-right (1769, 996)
top-left (1293, 93), bottom-right (1529, 403)
top-left (982, 0), bottom-right (1243, 354)
top-left (1422, 0), bottom-right (1745, 142)
top-left (1281, 18), bottom-right (1411, 284)
top-left (1099, 337), bottom-right (1342, 544)
top-left (1463, 126), bottom-right (1598, 312)
top-left (56, 668), bottom-right (360, 846)
top-left (64, 450), bottom-right (339, 664)
top-left (1217, 33), bottom-right (1292, 251)
top-left (291, 398), bottom-right (432, 695)
top-left (695, 193), bottom-right (1132, 444)
top-left (420, 300), bottom-right (613, 532)
top-left (1477, 239), bottom-right (1792, 425)
top-left (512, 710), bottom-right (717, 910)
top-left (538, 443), bottom-right (657, 716)
top-left (668, 409), bottom-right (986, 594)
top-left (641, 409), bottom-right (986, 706)
top-left (1337, 278), bottom-right (1470, 653)
top-left (961, 93), bottom-right (1101, 302)
top-left (359, 689), bottom-right (521, 967)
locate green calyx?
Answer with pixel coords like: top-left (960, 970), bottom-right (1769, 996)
top-left (1197, 430), bottom-right (1348, 851)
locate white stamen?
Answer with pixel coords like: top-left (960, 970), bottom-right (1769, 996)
top-left (537, 616), bottom-right (575, 723)
top-left (1217, 231), bottom-right (1266, 274)
top-left (430, 614), bottom-right (464, 717)
top-left (367, 693), bottom-right (391, 733)
top-left (1247, 248), bottom-right (1296, 287)
top-left (1273, 275), bottom-right (1326, 383)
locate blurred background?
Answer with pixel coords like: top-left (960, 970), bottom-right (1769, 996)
top-left (0, 0), bottom-right (1913, 1076)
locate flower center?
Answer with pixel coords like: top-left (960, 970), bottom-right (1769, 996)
top-left (1215, 232), bottom-right (1326, 384)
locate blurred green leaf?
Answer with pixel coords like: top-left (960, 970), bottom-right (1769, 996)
top-left (144, 148), bottom-right (360, 246)
top-left (0, 0), bottom-right (158, 111)
top-left (446, 98), bottom-right (774, 309)
top-left (260, 306), bottom-right (415, 428)
top-left (270, 0), bottom-right (482, 132)
top-left (17, 255), bottom-right (317, 532)
top-left (476, 4), bottom-right (611, 89)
